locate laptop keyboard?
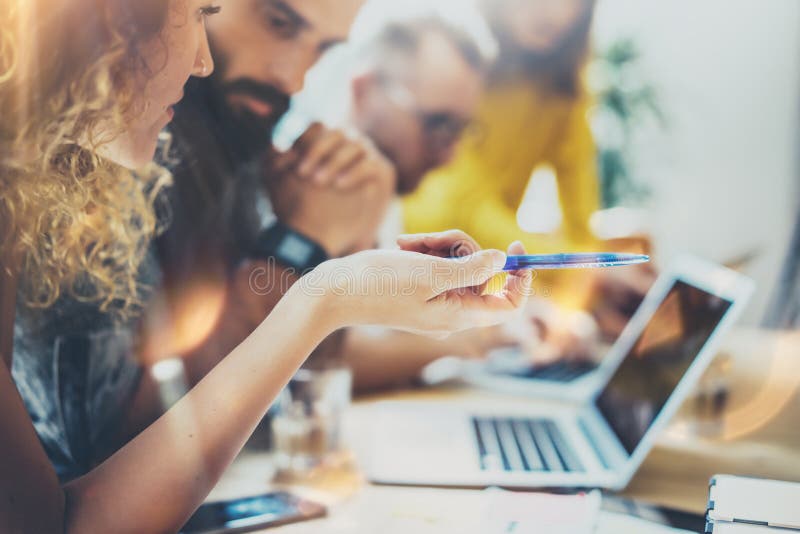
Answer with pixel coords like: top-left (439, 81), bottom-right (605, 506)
top-left (472, 417), bottom-right (584, 473)
top-left (509, 360), bottom-right (598, 382)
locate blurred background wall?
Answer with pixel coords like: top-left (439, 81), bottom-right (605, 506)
top-left (588, 0), bottom-right (800, 323)
top-left (289, 0), bottom-right (800, 325)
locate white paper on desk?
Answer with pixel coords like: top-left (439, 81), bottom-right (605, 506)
top-left (309, 487), bottom-right (602, 534)
top-left (481, 488), bottom-right (602, 534)
top-left (336, 487), bottom-right (488, 534)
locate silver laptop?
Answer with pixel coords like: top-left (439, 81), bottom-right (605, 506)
top-left (459, 347), bottom-right (607, 402)
top-left (364, 256), bottom-right (754, 490)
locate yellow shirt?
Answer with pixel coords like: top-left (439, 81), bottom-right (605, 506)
top-left (403, 77), bottom-right (600, 255)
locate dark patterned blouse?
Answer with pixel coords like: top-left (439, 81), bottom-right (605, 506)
top-left (10, 250), bottom-right (159, 482)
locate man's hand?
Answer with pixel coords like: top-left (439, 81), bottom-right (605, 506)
top-left (501, 300), bottom-right (600, 367)
top-left (591, 263), bottom-right (657, 340)
top-left (267, 123), bottom-right (396, 257)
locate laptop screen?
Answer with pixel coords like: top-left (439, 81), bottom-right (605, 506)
top-left (595, 279), bottom-right (733, 454)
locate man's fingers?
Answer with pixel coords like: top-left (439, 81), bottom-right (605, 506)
top-left (291, 122), bottom-right (326, 154)
top-left (318, 144), bottom-right (368, 185)
top-left (296, 130), bottom-right (348, 179)
top-left (333, 157), bottom-right (381, 189)
top-left (269, 149), bottom-right (299, 177)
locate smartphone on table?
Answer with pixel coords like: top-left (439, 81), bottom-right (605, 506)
top-left (180, 491), bottom-right (327, 533)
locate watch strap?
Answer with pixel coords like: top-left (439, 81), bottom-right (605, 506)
top-left (253, 222), bottom-right (329, 274)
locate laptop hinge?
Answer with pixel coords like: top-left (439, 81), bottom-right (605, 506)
top-left (578, 415), bottom-right (619, 471)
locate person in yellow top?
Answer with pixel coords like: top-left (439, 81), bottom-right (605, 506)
top-left (403, 0), bottom-right (599, 255)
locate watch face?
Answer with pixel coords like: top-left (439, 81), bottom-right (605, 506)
top-left (277, 234), bottom-right (315, 266)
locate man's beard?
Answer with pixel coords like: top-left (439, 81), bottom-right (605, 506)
top-left (202, 49), bottom-right (292, 162)
top-left (209, 78), bottom-right (291, 162)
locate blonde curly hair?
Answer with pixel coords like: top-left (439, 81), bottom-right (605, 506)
top-left (0, 0), bottom-right (174, 317)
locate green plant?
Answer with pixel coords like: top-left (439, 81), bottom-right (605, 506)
top-left (590, 38), bottom-right (665, 208)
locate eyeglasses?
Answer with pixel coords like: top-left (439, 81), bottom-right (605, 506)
top-left (379, 76), bottom-right (475, 150)
top-left (418, 112), bottom-right (473, 150)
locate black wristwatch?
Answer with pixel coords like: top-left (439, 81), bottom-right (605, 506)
top-left (253, 221), bottom-right (329, 274)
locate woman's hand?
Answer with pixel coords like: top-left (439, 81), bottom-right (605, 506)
top-left (300, 231), bottom-right (532, 337)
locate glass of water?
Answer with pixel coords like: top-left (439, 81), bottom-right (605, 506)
top-left (270, 367), bottom-right (352, 475)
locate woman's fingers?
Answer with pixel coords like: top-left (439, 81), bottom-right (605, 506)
top-left (445, 292), bottom-right (523, 331)
top-left (502, 264), bottom-right (533, 310)
top-left (435, 240), bottom-right (531, 327)
top-left (397, 230), bottom-right (481, 258)
top-left (502, 241), bottom-right (532, 308)
top-left (507, 240), bottom-right (525, 257)
top-left (430, 249), bottom-right (507, 296)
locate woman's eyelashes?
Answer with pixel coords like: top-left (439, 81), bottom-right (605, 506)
top-left (199, 4), bottom-right (222, 19)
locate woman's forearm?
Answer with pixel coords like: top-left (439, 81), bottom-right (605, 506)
top-left (63, 285), bottom-right (336, 534)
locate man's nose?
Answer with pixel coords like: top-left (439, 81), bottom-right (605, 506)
top-left (269, 49), bottom-right (318, 96)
